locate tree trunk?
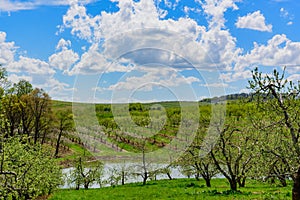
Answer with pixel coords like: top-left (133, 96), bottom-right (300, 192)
top-left (75, 183), bottom-right (80, 190)
top-left (41, 130), bottom-right (47, 145)
top-left (195, 172), bottom-right (200, 181)
top-left (238, 177), bottom-right (246, 188)
top-left (278, 176), bottom-right (287, 187)
top-left (9, 121), bottom-right (15, 137)
top-left (143, 172), bottom-right (148, 185)
top-left (34, 130), bottom-right (38, 144)
top-left (204, 178), bottom-right (211, 187)
top-left (142, 147), bottom-right (148, 185)
top-left (54, 131), bottom-right (62, 157)
top-left (34, 118), bottom-right (40, 144)
top-left (121, 171), bottom-right (125, 185)
top-left (292, 167), bottom-right (300, 200)
top-left (229, 179), bottom-right (237, 191)
top-left (166, 172), bottom-right (172, 180)
top-left (241, 177), bottom-right (246, 187)
top-left (268, 176), bottom-right (276, 184)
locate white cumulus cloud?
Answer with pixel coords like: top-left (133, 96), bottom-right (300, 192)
top-left (0, 0), bottom-right (97, 12)
top-left (68, 44), bottom-right (133, 75)
top-left (108, 66), bottom-right (200, 92)
top-left (222, 34), bottom-right (300, 83)
top-left (7, 56), bottom-right (55, 75)
top-left (200, 0), bottom-right (241, 28)
top-left (235, 10), bottom-right (272, 32)
top-left (8, 74), bottom-right (33, 83)
top-left (49, 39), bottom-right (79, 72)
top-left (56, 38), bottom-right (72, 50)
top-left (60, 0), bottom-right (242, 74)
top-left (0, 31), bottom-right (17, 65)
top-left (236, 34), bottom-right (300, 71)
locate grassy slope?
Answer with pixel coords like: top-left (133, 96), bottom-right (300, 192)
top-left (50, 178), bottom-right (291, 200)
top-left (50, 100), bottom-right (194, 160)
top-left (50, 100), bottom-right (292, 199)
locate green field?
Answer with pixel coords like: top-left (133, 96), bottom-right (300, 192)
top-left (50, 178), bottom-right (292, 200)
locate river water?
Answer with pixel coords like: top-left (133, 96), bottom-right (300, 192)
top-left (62, 162), bottom-right (188, 189)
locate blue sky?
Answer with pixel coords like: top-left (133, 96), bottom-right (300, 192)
top-left (1, 0), bottom-right (300, 103)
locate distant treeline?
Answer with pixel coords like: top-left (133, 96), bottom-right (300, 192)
top-left (200, 93), bottom-right (251, 103)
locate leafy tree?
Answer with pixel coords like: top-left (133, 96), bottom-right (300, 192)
top-left (105, 163), bottom-right (134, 186)
top-left (179, 148), bottom-right (217, 187)
top-left (0, 137), bottom-right (62, 199)
top-left (134, 139), bottom-right (151, 185)
top-left (17, 82), bottom-right (34, 137)
top-left (250, 112), bottom-right (291, 187)
top-left (0, 86), bottom-right (53, 145)
top-left (68, 157), bottom-right (104, 190)
top-left (116, 163), bottom-right (134, 185)
top-left (1, 80), bottom-right (34, 138)
top-left (249, 67), bottom-right (300, 199)
top-left (13, 80), bottom-right (33, 98)
top-left (209, 103), bottom-right (259, 191)
top-left (1, 94), bottom-right (22, 137)
top-left (178, 116), bottom-right (218, 187)
top-left (153, 165), bottom-right (173, 181)
top-left (0, 67), bottom-right (10, 98)
top-left (29, 88), bottom-right (52, 144)
top-left (106, 166), bottom-right (122, 186)
top-left (0, 67), bottom-right (62, 199)
top-left (54, 109), bottom-right (74, 158)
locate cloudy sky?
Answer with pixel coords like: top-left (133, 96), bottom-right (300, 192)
top-left (0, 0), bottom-right (300, 103)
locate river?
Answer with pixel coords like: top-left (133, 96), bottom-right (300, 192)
top-left (62, 162), bottom-right (188, 189)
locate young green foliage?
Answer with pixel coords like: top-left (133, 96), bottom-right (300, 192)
top-left (249, 67), bottom-right (300, 200)
top-left (0, 137), bottom-right (62, 200)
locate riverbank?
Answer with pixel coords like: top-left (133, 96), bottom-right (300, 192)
top-left (50, 178), bottom-right (292, 200)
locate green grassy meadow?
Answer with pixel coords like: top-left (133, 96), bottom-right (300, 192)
top-left (49, 99), bottom-right (295, 199)
top-left (50, 178), bottom-right (292, 200)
